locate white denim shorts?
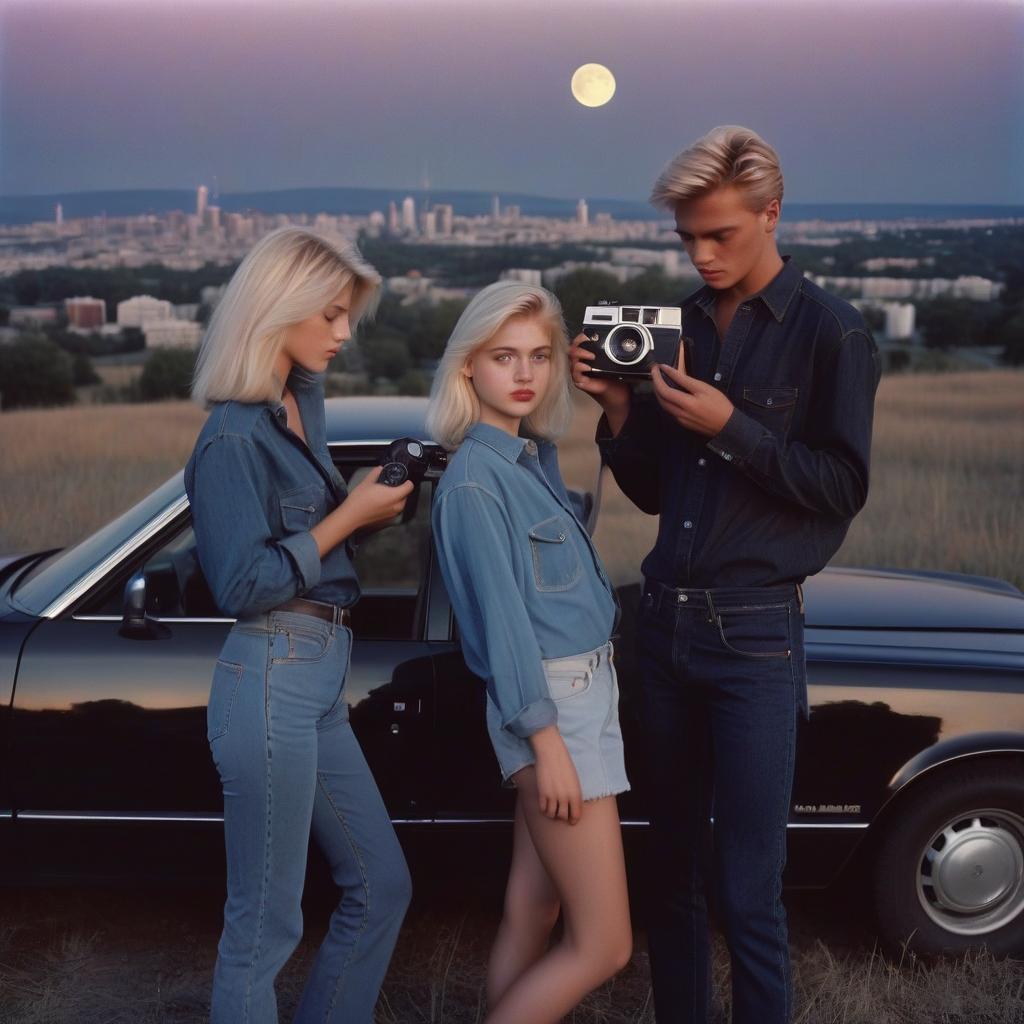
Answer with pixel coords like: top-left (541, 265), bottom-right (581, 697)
top-left (485, 640), bottom-right (631, 802)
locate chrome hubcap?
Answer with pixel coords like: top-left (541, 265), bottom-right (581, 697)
top-left (917, 809), bottom-right (1024, 935)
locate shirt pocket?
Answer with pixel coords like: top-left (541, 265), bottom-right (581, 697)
top-left (742, 385), bottom-right (799, 436)
top-left (528, 514), bottom-right (583, 592)
top-left (279, 481), bottom-right (326, 533)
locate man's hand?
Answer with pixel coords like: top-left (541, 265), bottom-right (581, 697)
top-left (569, 332), bottom-right (632, 436)
top-left (651, 341), bottom-right (734, 438)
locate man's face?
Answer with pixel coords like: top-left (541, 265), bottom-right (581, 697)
top-left (673, 185), bottom-right (779, 291)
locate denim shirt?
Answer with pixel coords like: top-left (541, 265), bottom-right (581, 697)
top-left (184, 365), bottom-right (359, 618)
top-left (597, 256), bottom-right (881, 588)
top-left (432, 422), bottom-right (617, 739)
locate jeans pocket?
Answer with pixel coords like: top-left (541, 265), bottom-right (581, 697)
top-left (715, 604), bottom-right (792, 659)
top-left (545, 667), bottom-right (593, 701)
top-left (271, 624), bottom-right (334, 665)
top-left (207, 659), bottom-right (243, 742)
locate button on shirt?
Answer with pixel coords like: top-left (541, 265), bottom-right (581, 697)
top-left (184, 366), bottom-right (358, 618)
top-left (432, 422), bottom-right (617, 739)
top-left (597, 257), bottom-right (881, 588)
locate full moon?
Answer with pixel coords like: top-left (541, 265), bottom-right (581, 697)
top-left (571, 63), bottom-right (616, 108)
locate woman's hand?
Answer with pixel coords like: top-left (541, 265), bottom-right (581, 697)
top-left (529, 724), bottom-right (582, 825)
top-left (311, 467), bottom-right (413, 556)
top-left (342, 466), bottom-right (415, 529)
top-left (568, 333), bottom-right (631, 436)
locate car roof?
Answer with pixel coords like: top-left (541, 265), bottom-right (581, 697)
top-left (326, 396), bottom-right (433, 447)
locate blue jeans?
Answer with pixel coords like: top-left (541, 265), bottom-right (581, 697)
top-left (207, 610), bottom-right (411, 1024)
top-left (637, 582), bottom-right (807, 1024)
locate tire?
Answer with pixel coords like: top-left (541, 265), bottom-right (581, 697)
top-left (873, 761), bottom-right (1024, 956)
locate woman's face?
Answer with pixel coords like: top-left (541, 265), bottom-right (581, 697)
top-left (464, 315), bottom-right (554, 434)
top-left (281, 281), bottom-right (355, 376)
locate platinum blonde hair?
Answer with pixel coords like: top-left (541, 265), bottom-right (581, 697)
top-left (650, 125), bottom-right (784, 212)
top-left (426, 280), bottom-right (572, 451)
top-left (192, 226), bottom-right (381, 406)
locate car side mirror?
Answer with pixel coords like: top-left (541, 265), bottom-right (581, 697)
top-left (119, 570), bottom-right (170, 640)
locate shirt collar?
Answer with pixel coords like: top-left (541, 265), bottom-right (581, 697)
top-left (465, 421), bottom-right (543, 463)
top-left (692, 255), bottom-right (803, 324)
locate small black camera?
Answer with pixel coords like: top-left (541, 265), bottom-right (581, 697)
top-left (378, 437), bottom-right (447, 487)
top-left (580, 301), bottom-right (683, 382)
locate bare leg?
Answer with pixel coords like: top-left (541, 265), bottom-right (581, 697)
top-left (487, 794), bottom-right (561, 1006)
top-left (485, 767), bottom-right (632, 1024)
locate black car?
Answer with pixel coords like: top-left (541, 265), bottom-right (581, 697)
top-left (2, 397), bottom-right (1023, 955)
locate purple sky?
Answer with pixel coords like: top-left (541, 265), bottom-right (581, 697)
top-left (1, 0), bottom-right (1021, 203)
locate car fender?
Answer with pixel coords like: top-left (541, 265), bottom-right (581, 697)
top-left (884, 732), bottom-right (1024, 809)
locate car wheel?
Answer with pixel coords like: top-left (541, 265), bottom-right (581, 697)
top-left (873, 762), bottom-right (1024, 955)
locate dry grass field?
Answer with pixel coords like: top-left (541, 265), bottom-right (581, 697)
top-left (2, 878), bottom-right (1023, 1024)
top-left (3, 369), bottom-right (1020, 590)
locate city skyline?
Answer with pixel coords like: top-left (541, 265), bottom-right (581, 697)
top-left (1, 0), bottom-right (1022, 204)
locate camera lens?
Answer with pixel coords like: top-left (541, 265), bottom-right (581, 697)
top-left (608, 326), bottom-right (647, 365)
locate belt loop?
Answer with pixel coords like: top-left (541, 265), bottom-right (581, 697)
top-left (704, 589), bottom-right (716, 624)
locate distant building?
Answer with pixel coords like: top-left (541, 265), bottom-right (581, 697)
top-left (64, 296), bottom-right (106, 329)
top-left (435, 203), bottom-right (454, 236)
top-left (500, 268), bottom-right (543, 286)
top-left (387, 201), bottom-right (400, 234)
top-left (143, 320), bottom-right (202, 348)
top-left (117, 294), bottom-right (173, 327)
top-left (196, 185), bottom-right (208, 221)
top-left (10, 306), bottom-right (58, 327)
top-left (491, 195), bottom-right (501, 222)
top-left (401, 196), bottom-right (417, 233)
top-left (55, 203), bottom-right (64, 227)
top-left (576, 198), bottom-right (589, 227)
top-left (421, 209), bottom-right (437, 239)
top-left (505, 204), bottom-right (521, 223)
top-left (206, 205), bottom-right (221, 232)
top-left (884, 302), bottom-right (916, 340)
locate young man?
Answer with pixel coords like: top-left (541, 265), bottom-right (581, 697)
top-left (570, 125), bottom-right (881, 1024)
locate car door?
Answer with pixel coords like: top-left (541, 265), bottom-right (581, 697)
top-left (9, 460), bottom-right (435, 871)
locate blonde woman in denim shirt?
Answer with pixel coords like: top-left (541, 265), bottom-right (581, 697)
top-left (185, 228), bottom-right (413, 1024)
top-left (428, 281), bottom-right (632, 1023)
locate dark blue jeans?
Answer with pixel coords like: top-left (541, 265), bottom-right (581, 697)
top-left (637, 581), bottom-right (807, 1024)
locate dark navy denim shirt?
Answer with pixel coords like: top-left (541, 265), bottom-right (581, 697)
top-left (598, 256), bottom-right (881, 588)
top-left (432, 422), bottom-right (617, 739)
top-left (184, 365), bottom-right (358, 618)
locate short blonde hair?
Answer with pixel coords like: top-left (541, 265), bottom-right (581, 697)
top-left (192, 227), bottom-right (381, 406)
top-left (426, 281), bottom-right (572, 451)
top-left (650, 125), bottom-right (784, 212)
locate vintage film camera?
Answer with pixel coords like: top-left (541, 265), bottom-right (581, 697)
top-left (378, 437), bottom-right (448, 487)
top-left (580, 301), bottom-right (684, 382)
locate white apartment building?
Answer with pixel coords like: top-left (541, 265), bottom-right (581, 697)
top-left (117, 294), bottom-right (173, 327)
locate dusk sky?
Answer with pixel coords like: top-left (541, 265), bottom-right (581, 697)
top-left (2, 0), bottom-right (1022, 205)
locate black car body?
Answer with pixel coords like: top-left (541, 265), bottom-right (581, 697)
top-left (2, 397), bottom-right (1023, 954)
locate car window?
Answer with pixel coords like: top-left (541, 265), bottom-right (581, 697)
top-left (75, 467), bottom-right (434, 641)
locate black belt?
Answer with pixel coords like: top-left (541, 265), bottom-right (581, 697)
top-left (271, 597), bottom-right (351, 626)
top-left (644, 579), bottom-right (804, 618)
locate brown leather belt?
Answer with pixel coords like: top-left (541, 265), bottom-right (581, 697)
top-left (272, 597), bottom-right (351, 626)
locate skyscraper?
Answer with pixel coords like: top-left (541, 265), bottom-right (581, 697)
top-left (387, 200), bottom-right (400, 234)
top-left (401, 196), bottom-right (417, 233)
top-left (491, 195), bottom-right (501, 222)
top-left (54, 203), bottom-right (63, 227)
top-left (576, 198), bottom-right (589, 227)
top-left (196, 185), bottom-right (209, 222)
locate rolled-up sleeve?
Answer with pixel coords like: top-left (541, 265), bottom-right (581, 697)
top-left (707, 330), bottom-right (880, 518)
top-left (190, 434), bottom-right (321, 616)
top-left (432, 483), bottom-right (556, 739)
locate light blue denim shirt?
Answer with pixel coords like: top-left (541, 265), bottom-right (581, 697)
top-left (432, 421), bottom-right (617, 739)
top-left (184, 365), bottom-right (359, 618)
